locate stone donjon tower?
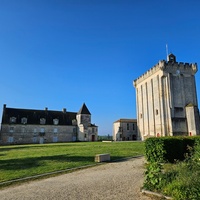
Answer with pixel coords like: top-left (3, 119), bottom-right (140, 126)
top-left (133, 54), bottom-right (200, 140)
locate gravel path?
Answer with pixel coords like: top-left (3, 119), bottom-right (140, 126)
top-left (0, 157), bottom-right (152, 200)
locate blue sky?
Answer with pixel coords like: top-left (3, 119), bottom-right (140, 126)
top-left (0, 0), bottom-right (200, 135)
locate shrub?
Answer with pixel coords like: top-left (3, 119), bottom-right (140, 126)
top-left (143, 161), bottom-right (162, 191)
top-left (145, 137), bottom-right (197, 163)
top-left (145, 137), bottom-right (165, 163)
top-left (144, 136), bottom-right (200, 197)
top-left (163, 160), bottom-right (200, 199)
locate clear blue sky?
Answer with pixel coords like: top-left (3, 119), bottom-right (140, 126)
top-left (0, 0), bottom-right (200, 135)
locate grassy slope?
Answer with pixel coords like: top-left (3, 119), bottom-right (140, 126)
top-left (0, 141), bottom-right (145, 182)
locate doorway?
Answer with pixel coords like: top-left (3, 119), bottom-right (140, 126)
top-left (39, 137), bottom-right (44, 144)
top-left (92, 135), bottom-right (95, 141)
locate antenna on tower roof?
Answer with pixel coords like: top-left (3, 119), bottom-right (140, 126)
top-left (166, 44), bottom-right (169, 61)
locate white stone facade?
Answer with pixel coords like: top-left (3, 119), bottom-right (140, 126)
top-left (133, 54), bottom-right (200, 140)
top-left (113, 119), bottom-right (137, 141)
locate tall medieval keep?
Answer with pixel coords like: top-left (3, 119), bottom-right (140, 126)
top-left (133, 54), bottom-right (200, 140)
top-left (0, 103), bottom-right (98, 144)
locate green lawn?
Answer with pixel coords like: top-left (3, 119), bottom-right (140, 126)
top-left (0, 141), bottom-right (145, 183)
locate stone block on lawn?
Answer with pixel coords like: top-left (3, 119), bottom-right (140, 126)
top-left (95, 154), bottom-right (110, 162)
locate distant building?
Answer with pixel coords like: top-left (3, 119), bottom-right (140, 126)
top-left (113, 119), bottom-right (137, 141)
top-left (0, 103), bottom-right (98, 144)
top-left (133, 53), bottom-right (200, 140)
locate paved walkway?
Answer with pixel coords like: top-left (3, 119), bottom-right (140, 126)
top-left (0, 157), bottom-right (152, 200)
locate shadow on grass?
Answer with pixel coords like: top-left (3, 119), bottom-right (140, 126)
top-left (0, 154), bottom-right (128, 171)
top-left (0, 155), bottom-right (92, 170)
top-left (0, 142), bottom-right (98, 152)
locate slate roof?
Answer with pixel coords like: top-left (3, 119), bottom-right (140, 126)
top-left (1, 106), bottom-right (77, 125)
top-left (78, 103), bottom-right (91, 115)
top-left (114, 119), bottom-right (137, 123)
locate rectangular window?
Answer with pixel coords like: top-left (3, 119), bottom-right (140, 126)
top-left (174, 107), bottom-right (183, 112)
top-left (8, 136), bottom-right (14, 143)
top-left (133, 124), bottom-right (135, 130)
top-left (92, 128), bottom-right (95, 133)
top-left (127, 123), bottom-right (129, 130)
top-left (156, 109), bottom-right (159, 115)
top-left (39, 128), bottom-right (45, 136)
top-left (53, 128), bottom-right (58, 134)
top-left (9, 127), bottom-right (14, 133)
top-left (40, 128), bottom-right (45, 133)
top-left (53, 136), bottom-right (58, 142)
top-left (33, 137), bottom-right (37, 143)
top-left (33, 128), bottom-right (37, 136)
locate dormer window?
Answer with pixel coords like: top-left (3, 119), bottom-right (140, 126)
top-left (72, 119), bottom-right (77, 125)
top-left (21, 117), bottom-right (27, 124)
top-left (40, 118), bottom-right (46, 125)
top-left (10, 117), bottom-right (16, 123)
top-left (53, 118), bottom-right (59, 125)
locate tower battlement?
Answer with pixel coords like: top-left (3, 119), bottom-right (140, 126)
top-left (134, 57), bottom-right (197, 87)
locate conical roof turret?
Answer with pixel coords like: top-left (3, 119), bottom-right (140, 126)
top-left (78, 103), bottom-right (91, 115)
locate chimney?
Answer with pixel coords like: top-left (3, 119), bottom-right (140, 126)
top-left (63, 108), bottom-right (66, 113)
top-left (45, 107), bottom-right (48, 111)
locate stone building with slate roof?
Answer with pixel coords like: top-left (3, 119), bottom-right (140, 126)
top-left (0, 103), bottom-right (98, 144)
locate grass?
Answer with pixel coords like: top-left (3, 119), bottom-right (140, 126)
top-left (0, 141), bottom-right (145, 183)
top-left (160, 160), bottom-right (200, 199)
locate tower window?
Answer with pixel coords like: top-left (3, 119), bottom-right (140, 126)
top-left (156, 109), bottom-right (159, 115)
top-left (174, 107), bottom-right (183, 112)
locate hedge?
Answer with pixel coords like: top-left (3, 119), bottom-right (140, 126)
top-left (145, 136), bottom-right (200, 163)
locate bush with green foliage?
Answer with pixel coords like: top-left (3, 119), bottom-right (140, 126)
top-left (144, 138), bottom-right (165, 190)
top-left (145, 137), bottom-right (197, 163)
top-left (144, 136), bottom-right (200, 199)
